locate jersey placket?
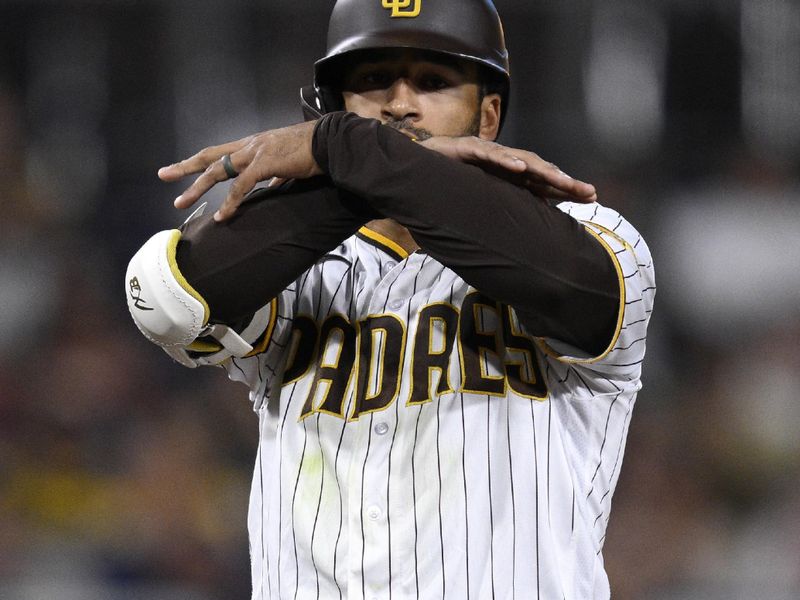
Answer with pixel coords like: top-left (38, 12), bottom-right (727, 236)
top-left (347, 252), bottom-right (407, 600)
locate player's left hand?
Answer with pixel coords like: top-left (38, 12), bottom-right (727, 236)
top-left (158, 121), bottom-right (321, 221)
top-left (419, 136), bottom-right (597, 202)
top-left (159, 122), bottom-right (597, 222)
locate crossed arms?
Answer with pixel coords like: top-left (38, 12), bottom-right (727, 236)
top-left (142, 112), bottom-right (619, 358)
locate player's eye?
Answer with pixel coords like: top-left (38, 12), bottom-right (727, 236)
top-left (360, 70), bottom-right (392, 88)
top-left (419, 74), bottom-right (452, 91)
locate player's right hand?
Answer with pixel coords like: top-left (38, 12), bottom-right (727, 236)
top-left (419, 136), bottom-right (597, 202)
top-left (159, 122), bottom-right (597, 222)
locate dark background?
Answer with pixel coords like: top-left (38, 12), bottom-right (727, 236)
top-left (1, 1), bottom-right (799, 598)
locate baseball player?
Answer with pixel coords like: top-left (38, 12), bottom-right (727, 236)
top-left (126, 1), bottom-right (655, 599)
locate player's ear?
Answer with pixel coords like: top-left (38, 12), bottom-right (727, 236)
top-left (478, 93), bottom-right (502, 141)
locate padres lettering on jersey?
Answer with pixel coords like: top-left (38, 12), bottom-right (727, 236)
top-left (221, 202), bottom-right (654, 600)
top-left (289, 292), bottom-right (547, 422)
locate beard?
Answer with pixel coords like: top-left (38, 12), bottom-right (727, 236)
top-left (384, 109), bottom-right (481, 140)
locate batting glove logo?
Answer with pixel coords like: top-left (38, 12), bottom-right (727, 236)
top-left (129, 276), bottom-right (154, 311)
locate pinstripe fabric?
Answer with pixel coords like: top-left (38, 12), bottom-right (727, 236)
top-left (222, 202), bottom-right (655, 600)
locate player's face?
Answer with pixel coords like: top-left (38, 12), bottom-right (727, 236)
top-left (340, 50), bottom-right (501, 141)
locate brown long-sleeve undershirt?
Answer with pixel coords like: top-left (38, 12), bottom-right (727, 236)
top-left (177, 112), bottom-right (620, 355)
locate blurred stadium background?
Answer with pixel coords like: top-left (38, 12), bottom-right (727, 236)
top-left (1, 0), bottom-right (799, 598)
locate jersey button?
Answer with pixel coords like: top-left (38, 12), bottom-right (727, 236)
top-left (374, 421), bottom-right (389, 436)
top-left (388, 299), bottom-right (404, 311)
top-left (367, 505), bottom-right (382, 520)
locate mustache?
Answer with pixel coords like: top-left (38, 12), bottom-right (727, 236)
top-left (383, 118), bottom-right (434, 141)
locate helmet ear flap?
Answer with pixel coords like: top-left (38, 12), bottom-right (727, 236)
top-left (300, 85), bottom-right (344, 121)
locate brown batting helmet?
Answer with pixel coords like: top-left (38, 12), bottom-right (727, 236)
top-left (300, 0), bottom-right (511, 129)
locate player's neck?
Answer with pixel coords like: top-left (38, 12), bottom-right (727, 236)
top-left (365, 218), bottom-right (420, 255)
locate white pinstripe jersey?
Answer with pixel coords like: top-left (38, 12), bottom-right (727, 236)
top-left (219, 201), bottom-right (655, 600)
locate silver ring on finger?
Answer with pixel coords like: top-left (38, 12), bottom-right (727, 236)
top-left (221, 154), bottom-right (238, 179)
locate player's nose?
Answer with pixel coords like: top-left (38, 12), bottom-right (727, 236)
top-left (381, 78), bottom-right (420, 122)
